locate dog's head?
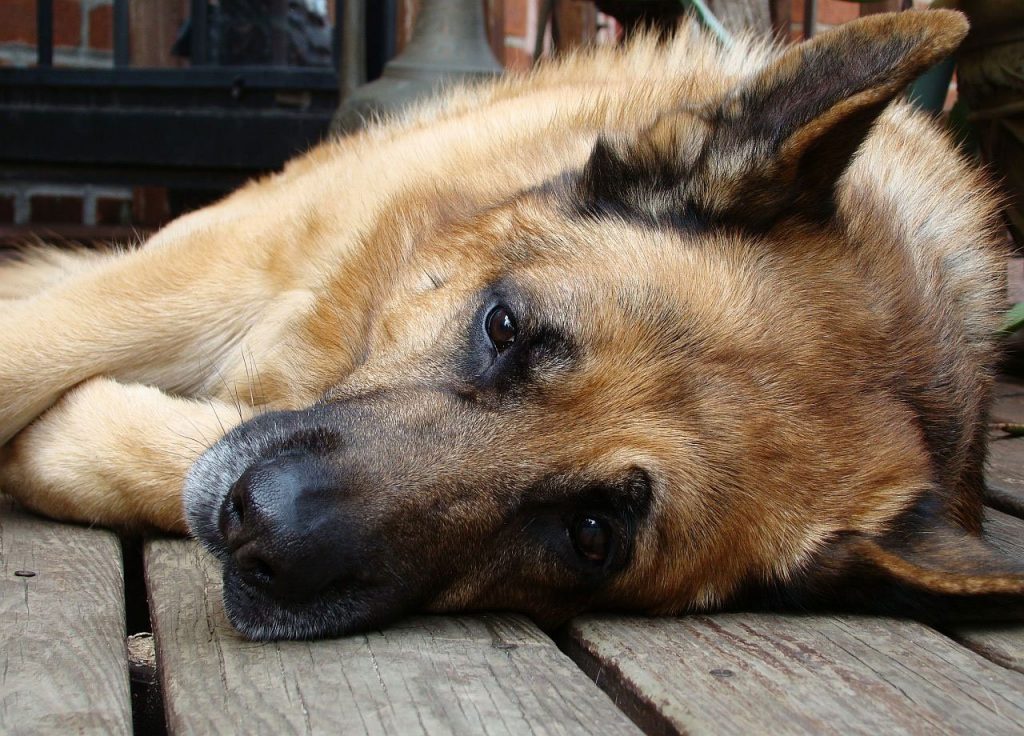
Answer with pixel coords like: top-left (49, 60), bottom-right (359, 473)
top-left (185, 11), bottom-right (1024, 640)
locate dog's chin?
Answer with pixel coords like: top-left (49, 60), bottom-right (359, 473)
top-left (220, 565), bottom-right (395, 641)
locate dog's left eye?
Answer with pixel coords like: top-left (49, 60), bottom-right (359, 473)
top-left (571, 516), bottom-right (611, 563)
top-left (485, 305), bottom-right (517, 351)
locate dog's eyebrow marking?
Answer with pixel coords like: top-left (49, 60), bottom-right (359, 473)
top-left (530, 325), bottom-right (579, 372)
top-left (417, 271), bottom-right (446, 292)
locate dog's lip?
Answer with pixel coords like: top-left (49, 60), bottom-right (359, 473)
top-left (219, 561), bottom-right (398, 640)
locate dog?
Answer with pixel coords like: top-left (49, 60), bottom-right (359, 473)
top-left (1, 10), bottom-right (1022, 641)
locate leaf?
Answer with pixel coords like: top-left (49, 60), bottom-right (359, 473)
top-left (1000, 303), bottom-right (1024, 336)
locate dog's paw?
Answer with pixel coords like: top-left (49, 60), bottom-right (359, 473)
top-left (0, 378), bottom-right (192, 532)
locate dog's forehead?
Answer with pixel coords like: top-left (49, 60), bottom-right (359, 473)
top-left (508, 216), bottom-right (777, 341)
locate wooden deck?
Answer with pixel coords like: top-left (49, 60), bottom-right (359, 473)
top-left (3, 383), bottom-right (1024, 735)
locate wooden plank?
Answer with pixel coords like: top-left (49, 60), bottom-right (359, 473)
top-left (986, 437), bottom-right (1024, 517)
top-left (145, 538), bottom-right (642, 736)
top-left (991, 377), bottom-right (1024, 422)
top-left (985, 506), bottom-right (1024, 560)
top-left (986, 379), bottom-right (1024, 516)
top-left (0, 495), bottom-right (132, 735)
top-left (565, 612), bottom-right (1024, 735)
top-left (943, 509), bottom-right (1024, 674)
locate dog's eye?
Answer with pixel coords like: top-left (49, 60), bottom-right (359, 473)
top-left (571, 516), bottom-right (611, 563)
top-left (486, 306), bottom-right (517, 351)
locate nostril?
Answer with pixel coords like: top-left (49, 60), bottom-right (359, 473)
top-left (231, 488), bottom-right (246, 525)
top-left (236, 546), bottom-right (275, 588)
top-left (220, 468), bottom-right (259, 547)
top-left (219, 488), bottom-right (245, 546)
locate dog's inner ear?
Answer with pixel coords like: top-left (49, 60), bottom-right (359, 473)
top-left (578, 10), bottom-right (969, 227)
top-left (807, 514), bottom-right (1024, 622)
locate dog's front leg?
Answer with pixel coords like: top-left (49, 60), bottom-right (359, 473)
top-left (0, 238), bottom-right (276, 446)
top-left (0, 377), bottom-right (250, 531)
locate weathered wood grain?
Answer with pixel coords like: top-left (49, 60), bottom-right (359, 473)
top-left (991, 382), bottom-right (1024, 421)
top-left (0, 495), bottom-right (132, 735)
top-left (146, 537), bottom-right (641, 736)
top-left (986, 437), bottom-right (1024, 517)
top-left (565, 611), bottom-right (1024, 735)
top-left (943, 509), bottom-right (1024, 674)
top-left (984, 507), bottom-right (1024, 562)
top-left (987, 379), bottom-right (1024, 516)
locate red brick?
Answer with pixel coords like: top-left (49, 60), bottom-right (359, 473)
top-left (791, 0), bottom-right (859, 26)
top-left (503, 45), bottom-right (534, 71)
top-left (857, 0), bottom-right (903, 14)
top-left (30, 195), bottom-right (82, 224)
top-left (486, 0), bottom-right (505, 64)
top-left (88, 3), bottom-right (113, 51)
top-left (0, 0), bottom-right (36, 44)
top-left (131, 187), bottom-right (170, 227)
top-left (505, 0), bottom-right (531, 38)
top-left (95, 196), bottom-right (131, 225)
top-left (128, 2), bottom-right (188, 67)
top-left (0, 196), bottom-right (15, 224)
top-left (53, 0), bottom-right (82, 47)
top-left (396, 0), bottom-right (419, 53)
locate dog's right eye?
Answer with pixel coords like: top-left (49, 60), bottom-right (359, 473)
top-left (485, 305), bottom-right (517, 352)
top-left (571, 516), bottom-right (612, 564)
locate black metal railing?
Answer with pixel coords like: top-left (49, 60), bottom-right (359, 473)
top-left (2, 0), bottom-right (393, 191)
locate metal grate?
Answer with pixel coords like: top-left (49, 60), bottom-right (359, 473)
top-left (1, 0), bottom-right (393, 191)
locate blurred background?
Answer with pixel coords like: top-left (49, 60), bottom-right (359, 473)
top-left (0, 0), bottom-right (1012, 252)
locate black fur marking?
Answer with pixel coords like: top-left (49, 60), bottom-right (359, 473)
top-left (456, 282), bottom-right (580, 403)
top-left (516, 469), bottom-right (654, 589)
top-left (560, 29), bottom-right (936, 234)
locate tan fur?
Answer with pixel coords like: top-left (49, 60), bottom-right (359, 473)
top-left (1, 11), bottom-right (1020, 638)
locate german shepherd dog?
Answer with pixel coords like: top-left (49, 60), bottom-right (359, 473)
top-left (1, 11), bottom-right (1022, 640)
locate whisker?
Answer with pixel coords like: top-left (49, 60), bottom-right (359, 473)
top-left (250, 346), bottom-right (269, 416)
top-left (241, 347), bottom-right (256, 407)
top-left (168, 426), bottom-right (210, 451)
top-left (206, 399), bottom-right (227, 438)
top-left (210, 361), bottom-right (244, 423)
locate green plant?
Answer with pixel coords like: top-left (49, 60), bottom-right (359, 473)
top-left (1001, 302), bottom-right (1024, 336)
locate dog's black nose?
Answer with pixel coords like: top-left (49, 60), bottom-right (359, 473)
top-left (220, 455), bottom-right (349, 601)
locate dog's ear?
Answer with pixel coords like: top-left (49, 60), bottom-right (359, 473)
top-left (578, 10), bottom-right (969, 227)
top-left (800, 514), bottom-right (1024, 622)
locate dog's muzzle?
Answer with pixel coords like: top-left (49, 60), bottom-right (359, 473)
top-left (184, 407), bottom-right (415, 640)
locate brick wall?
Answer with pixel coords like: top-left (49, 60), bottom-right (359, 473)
top-left (789, 0), bottom-right (860, 38)
top-left (0, 184), bottom-right (136, 227)
top-left (0, 0), bottom-right (114, 68)
top-left (0, 0), bottom-right (133, 235)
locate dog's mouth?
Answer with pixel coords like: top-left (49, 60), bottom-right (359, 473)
top-left (216, 561), bottom-right (403, 640)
